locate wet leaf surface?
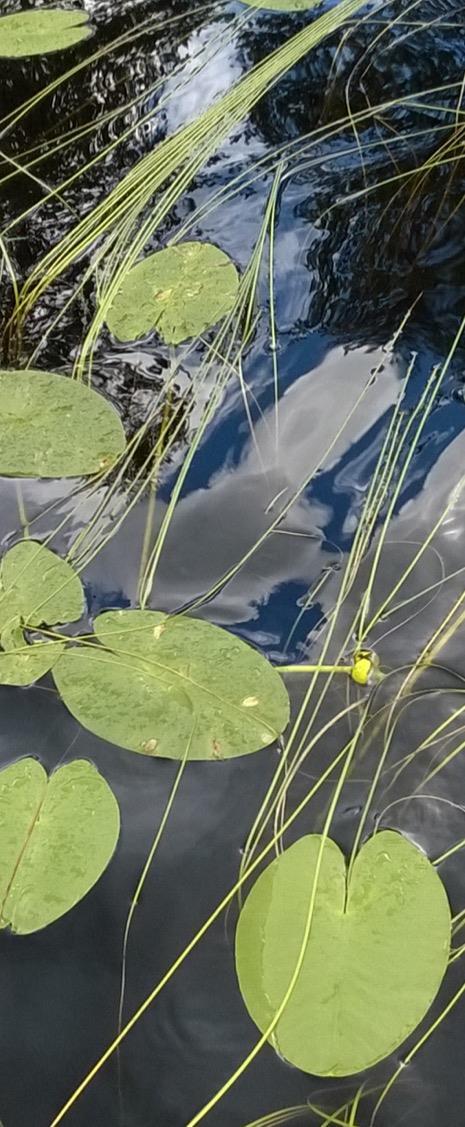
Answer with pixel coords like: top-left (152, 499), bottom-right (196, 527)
top-left (236, 830), bottom-right (451, 1075)
top-left (0, 9), bottom-right (92, 58)
top-left (53, 609), bottom-right (290, 759)
top-left (0, 758), bottom-right (119, 934)
top-left (0, 370), bottom-right (126, 478)
top-left (105, 242), bottom-right (239, 345)
top-left (0, 540), bottom-right (84, 686)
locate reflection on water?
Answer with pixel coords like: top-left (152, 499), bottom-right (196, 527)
top-left (84, 341), bottom-right (402, 645)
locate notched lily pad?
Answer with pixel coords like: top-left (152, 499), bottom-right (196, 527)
top-left (0, 369), bottom-right (126, 478)
top-left (236, 830), bottom-right (451, 1076)
top-left (105, 242), bottom-right (239, 345)
top-left (0, 540), bottom-right (84, 686)
top-left (0, 757), bottom-right (119, 934)
top-left (53, 608), bottom-right (290, 759)
top-left (0, 9), bottom-right (92, 58)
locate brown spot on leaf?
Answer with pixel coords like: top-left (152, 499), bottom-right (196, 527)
top-left (141, 738), bottom-right (158, 755)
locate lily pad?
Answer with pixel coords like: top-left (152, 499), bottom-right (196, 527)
top-left (0, 369), bottom-right (126, 478)
top-left (0, 620), bottom-right (66, 687)
top-left (0, 758), bottom-right (119, 934)
top-left (0, 10), bottom-right (92, 58)
top-left (0, 540), bottom-right (84, 686)
top-left (236, 830), bottom-right (450, 1076)
top-left (53, 609), bottom-right (290, 759)
top-left (105, 242), bottom-right (239, 345)
top-left (0, 540), bottom-right (84, 630)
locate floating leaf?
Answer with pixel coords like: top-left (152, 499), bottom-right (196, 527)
top-left (0, 540), bottom-right (84, 686)
top-left (0, 758), bottom-right (119, 934)
top-left (105, 242), bottom-right (239, 345)
top-left (236, 831), bottom-right (450, 1076)
top-left (0, 9), bottom-right (92, 57)
top-left (0, 540), bottom-right (84, 630)
top-left (0, 370), bottom-right (126, 478)
top-left (53, 609), bottom-right (289, 759)
top-left (0, 620), bottom-right (66, 688)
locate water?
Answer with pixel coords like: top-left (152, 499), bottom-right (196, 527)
top-left (1, 1), bottom-right (465, 1124)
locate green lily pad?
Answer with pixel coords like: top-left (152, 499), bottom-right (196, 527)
top-left (0, 369), bottom-right (126, 478)
top-left (0, 758), bottom-right (119, 934)
top-left (236, 830), bottom-right (451, 1076)
top-left (53, 609), bottom-right (290, 759)
top-left (105, 242), bottom-right (239, 345)
top-left (0, 540), bottom-right (84, 630)
top-left (0, 540), bottom-right (84, 686)
top-left (0, 10), bottom-right (92, 58)
top-left (0, 620), bottom-right (66, 687)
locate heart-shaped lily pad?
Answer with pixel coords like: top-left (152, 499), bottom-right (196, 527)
top-left (0, 757), bottom-right (119, 934)
top-left (236, 831), bottom-right (451, 1076)
top-left (52, 609), bottom-right (289, 759)
top-left (105, 242), bottom-right (239, 345)
top-left (0, 540), bottom-right (84, 686)
top-left (0, 370), bottom-right (126, 478)
top-left (0, 9), bottom-right (92, 58)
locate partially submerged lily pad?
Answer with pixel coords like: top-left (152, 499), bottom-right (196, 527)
top-left (0, 370), bottom-right (126, 478)
top-left (0, 9), bottom-right (92, 57)
top-left (0, 758), bottom-right (119, 934)
top-left (0, 620), bottom-right (66, 687)
top-left (105, 242), bottom-right (239, 345)
top-left (53, 609), bottom-right (290, 759)
top-left (0, 540), bottom-right (84, 686)
top-left (236, 830), bottom-right (451, 1076)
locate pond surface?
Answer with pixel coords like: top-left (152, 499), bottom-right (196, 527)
top-left (1, 2), bottom-right (465, 1125)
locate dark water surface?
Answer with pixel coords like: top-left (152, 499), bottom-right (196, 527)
top-left (1, 1), bottom-right (465, 1125)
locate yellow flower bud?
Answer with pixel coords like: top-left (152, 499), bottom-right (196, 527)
top-left (350, 649), bottom-right (378, 686)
